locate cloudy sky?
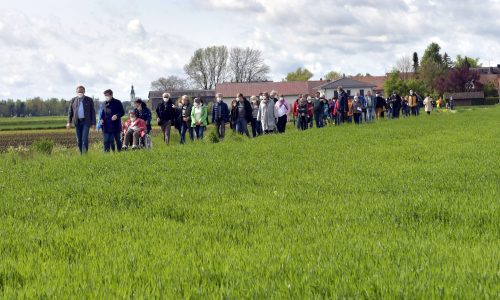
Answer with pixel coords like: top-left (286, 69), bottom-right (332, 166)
top-left (1, 0), bottom-right (499, 100)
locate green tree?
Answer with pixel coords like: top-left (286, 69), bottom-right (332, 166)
top-left (443, 52), bottom-right (453, 68)
top-left (285, 67), bottom-right (313, 81)
top-left (324, 71), bottom-right (342, 81)
top-left (454, 55), bottom-right (481, 68)
top-left (412, 52), bottom-right (419, 74)
top-left (421, 42), bottom-right (443, 65)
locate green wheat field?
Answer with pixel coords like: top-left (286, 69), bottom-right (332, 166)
top-left (0, 107), bottom-right (499, 298)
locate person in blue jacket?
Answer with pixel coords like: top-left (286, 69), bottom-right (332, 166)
top-left (211, 93), bottom-right (230, 139)
top-left (100, 89), bottom-right (125, 152)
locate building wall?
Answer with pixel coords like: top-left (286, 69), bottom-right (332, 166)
top-left (319, 88), bottom-right (373, 99)
top-left (222, 95), bottom-right (299, 107)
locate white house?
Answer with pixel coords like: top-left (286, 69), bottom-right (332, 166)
top-left (314, 77), bottom-right (375, 99)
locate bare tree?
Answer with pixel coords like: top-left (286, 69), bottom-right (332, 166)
top-left (150, 76), bottom-right (189, 91)
top-left (396, 55), bottom-right (413, 80)
top-left (229, 47), bottom-right (270, 82)
top-left (184, 46), bottom-right (229, 90)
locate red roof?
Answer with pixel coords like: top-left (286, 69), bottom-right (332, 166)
top-left (216, 80), bottom-right (327, 98)
top-left (350, 76), bottom-right (386, 91)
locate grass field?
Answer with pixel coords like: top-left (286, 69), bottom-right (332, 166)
top-left (0, 116), bottom-right (68, 131)
top-left (0, 107), bottom-right (499, 298)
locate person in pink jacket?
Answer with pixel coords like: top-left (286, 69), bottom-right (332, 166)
top-left (275, 94), bottom-right (290, 133)
top-left (122, 111), bottom-right (146, 149)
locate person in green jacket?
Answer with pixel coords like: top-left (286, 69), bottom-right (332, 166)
top-left (191, 97), bottom-right (208, 140)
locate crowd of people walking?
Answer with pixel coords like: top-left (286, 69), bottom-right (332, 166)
top-left (66, 85), bottom-right (436, 154)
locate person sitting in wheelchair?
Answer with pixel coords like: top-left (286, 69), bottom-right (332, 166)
top-left (122, 111), bottom-right (146, 150)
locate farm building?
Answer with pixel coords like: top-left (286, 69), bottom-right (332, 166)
top-left (314, 77), bottom-right (376, 99)
top-left (215, 80), bottom-right (327, 106)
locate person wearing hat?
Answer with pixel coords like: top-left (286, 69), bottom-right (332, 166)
top-left (155, 92), bottom-right (176, 145)
top-left (122, 110), bottom-right (146, 149)
top-left (191, 97), bottom-right (208, 140)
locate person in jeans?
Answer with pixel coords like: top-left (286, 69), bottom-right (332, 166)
top-left (134, 98), bottom-right (152, 134)
top-left (275, 94), bottom-right (290, 133)
top-left (351, 96), bottom-right (363, 124)
top-left (67, 85), bottom-right (96, 154)
top-left (312, 92), bottom-right (324, 128)
top-left (156, 92), bottom-right (176, 145)
top-left (229, 99), bottom-right (238, 133)
top-left (100, 89), bottom-right (125, 152)
top-left (191, 98), bottom-right (207, 140)
top-left (407, 90), bottom-right (418, 116)
top-left (180, 95), bottom-right (194, 144)
top-left (212, 93), bottom-right (229, 139)
top-left (122, 111), bottom-right (146, 149)
top-left (365, 91), bottom-right (375, 123)
top-left (235, 93), bottom-right (252, 137)
top-left (250, 96), bottom-right (262, 137)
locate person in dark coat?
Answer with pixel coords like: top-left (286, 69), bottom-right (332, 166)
top-left (391, 91), bottom-right (402, 119)
top-left (99, 89), bottom-right (125, 152)
top-left (234, 93), bottom-right (252, 137)
top-left (67, 85), bottom-right (97, 154)
top-left (212, 93), bottom-right (230, 139)
top-left (179, 95), bottom-right (194, 144)
top-left (155, 92), bottom-right (176, 145)
top-left (337, 86), bottom-right (349, 124)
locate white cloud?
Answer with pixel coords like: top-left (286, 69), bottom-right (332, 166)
top-left (127, 19), bottom-right (147, 38)
top-left (0, 0), bottom-right (499, 99)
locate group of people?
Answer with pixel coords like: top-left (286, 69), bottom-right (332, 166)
top-left (66, 85), bottom-right (436, 154)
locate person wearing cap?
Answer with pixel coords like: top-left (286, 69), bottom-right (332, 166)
top-left (212, 93), bottom-right (230, 139)
top-left (275, 94), bottom-right (290, 133)
top-left (99, 89), bottom-right (125, 152)
top-left (156, 92), bottom-right (176, 145)
top-left (179, 95), bottom-right (194, 144)
top-left (67, 85), bottom-right (96, 154)
top-left (191, 98), bottom-right (208, 140)
top-left (122, 110), bottom-right (146, 149)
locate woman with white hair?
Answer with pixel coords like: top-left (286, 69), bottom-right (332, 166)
top-left (257, 92), bottom-right (277, 134)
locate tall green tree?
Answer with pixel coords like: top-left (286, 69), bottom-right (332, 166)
top-left (285, 67), bottom-right (313, 81)
top-left (442, 52), bottom-right (453, 68)
top-left (412, 52), bottom-right (419, 74)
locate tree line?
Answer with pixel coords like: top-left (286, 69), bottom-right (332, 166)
top-left (0, 98), bottom-right (134, 117)
top-left (385, 42), bottom-right (498, 98)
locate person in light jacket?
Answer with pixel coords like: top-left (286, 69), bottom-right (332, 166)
top-left (424, 95), bottom-right (434, 115)
top-left (257, 92), bottom-right (277, 134)
top-left (275, 94), bottom-right (290, 133)
top-left (191, 98), bottom-right (208, 140)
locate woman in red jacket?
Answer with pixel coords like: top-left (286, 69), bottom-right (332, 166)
top-left (122, 111), bottom-right (146, 149)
